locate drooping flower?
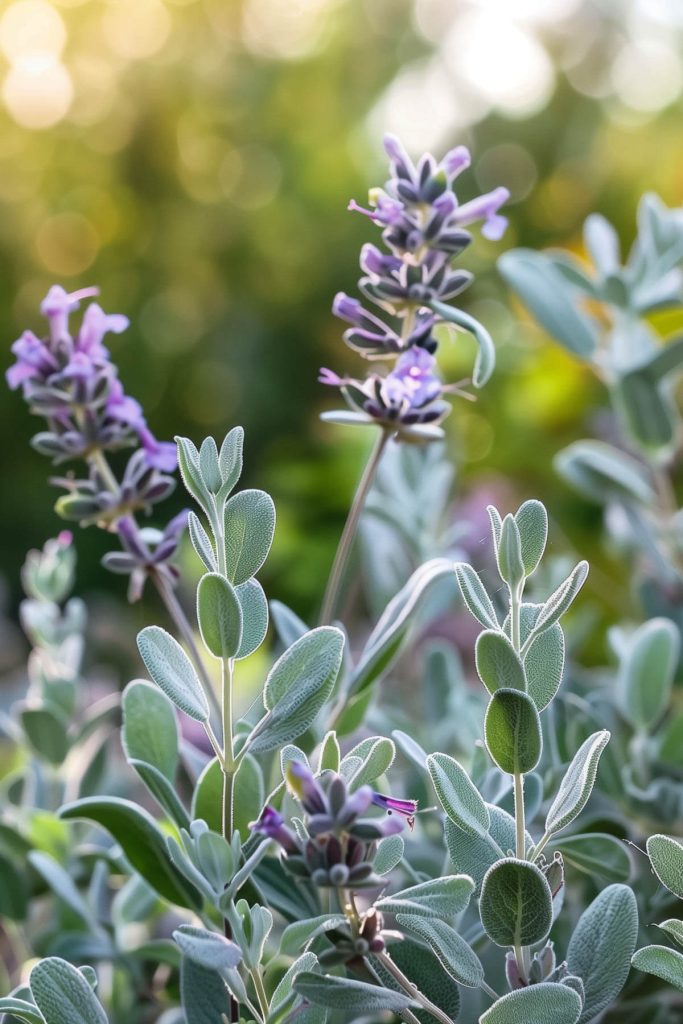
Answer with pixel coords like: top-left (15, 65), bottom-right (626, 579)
top-left (370, 791), bottom-right (418, 830)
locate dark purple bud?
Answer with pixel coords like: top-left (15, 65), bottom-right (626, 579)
top-left (371, 791), bottom-right (418, 830)
top-left (249, 806), bottom-right (299, 854)
top-left (286, 761), bottom-right (327, 814)
top-left (332, 292), bottom-right (364, 325)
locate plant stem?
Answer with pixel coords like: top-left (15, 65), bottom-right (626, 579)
top-left (319, 429), bottom-right (389, 625)
top-left (375, 952), bottom-right (454, 1024)
top-left (221, 657), bottom-right (236, 840)
top-left (510, 581), bottom-right (522, 653)
top-left (251, 968), bottom-right (269, 1021)
top-left (513, 772), bottom-right (525, 860)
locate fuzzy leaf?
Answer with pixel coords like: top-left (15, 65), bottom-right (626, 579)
top-left (173, 925), bottom-right (242, 971)
top-left (345, 736), bottom-right (395, 790)
top-left (30, 957), bottom-right (107, 1024)
top-left (199, 436), bottom-right (221, 493)
top-left (618, 618), bottom-right (679, 730)
top-left (59, 796), bottom-right (202, 910)
top-left (427, 753), bottom-right (490, 836)
top-left (0, 998), bottom-right (44, 1024)
top-left (20, 705), bottom-right (69, 765)
top-left (234, 578), bottom-right (268, 660)
top-left (279, 915), bottom-right (347, 955)
top-left (656, 920), bottom-right (683, 948)
top-left (567, 884), bottom-right (638, 1024)
top-left (545, 730), bottom-right (610, 836)
top-left (218, 426), bottom-right (244, 497)
top-left (374, 835), bottom-right (404, 875)
top-left (223, 489), bottom-right (275, 585)
top-left (122, 679), bottom-right (179, 782)
top-left (515, 499), bottom-right (548, 576)
top-left (196, 572), bottom-right (243, 660)
top-left (479, 858), bottom-right (553, 947)
top-left (632, 945), bottom-right (683, 992)
top-left (496, 514), bottom-right (525, 589)
top-left (176, 436), bottom-right (212, 514)
top-left (293, 972), bottom-right (416, 1013)
top-left (533, 561), bottom-right (589, 636)
top-left (454, 562), bottom-right (498, 629)
top-left (377, 875), bottom-right (475, 919)
top-left (180, 957), bottom-right (231, 1024)
top-left (475, 630), bottom-right (526, 695)
top-left (555, 440), bottom-right (655, 506)
top-left (480, 983), bottom-right (582, 1024)
top-left (396, 914), bottom-right (483, 987)
top-left (524, 621), bottom-right (565, 711)
top-left (553, 833), bottom-right (631, 883)
top-left (137, 626), bottom-right (209, 722)
top-left (187, 511), bottom-right (216, 572)
top-left (485, 689), bottom-right (542, 775)
top-left (431, 299), bottom-right (495, 387)
top-left (647, 834), bottom-right (683, 899)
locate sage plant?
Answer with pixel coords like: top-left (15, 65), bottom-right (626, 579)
top-left (3, 137), bottom-right (683, 1024)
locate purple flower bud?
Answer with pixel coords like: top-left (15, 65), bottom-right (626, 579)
top-left (249, 806), bottom-right (299, 854)
top-left (286, 761), bottom-right (327, 814)
top-left (40, 285), bottom-right (99, 344)
top-left (441, 145), bottom-right (471, 179)
top-left (383, 133), bottom-right (415, 182)
top-left (371, 791), bottom-right (418, 830)
top-left (332, 292), bottom-right (364, 325)
top-left (139, 427), bottom-right (178, 472)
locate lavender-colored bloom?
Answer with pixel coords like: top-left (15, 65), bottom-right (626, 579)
top-left (7, 284), bottom-right (176, 474)
top-left (452, 186), bottom-right (510, 241)
top-left (286, 760), bottom-right (327, 814)
top-left (249, 806), bottom-right (299, 854)
top-left (102, 507), bottom-right (186, 601)
top-left (371, 791), bottom-right (418, 829)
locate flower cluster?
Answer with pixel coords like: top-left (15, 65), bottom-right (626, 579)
top-left (250, 761), bottom-right (417, 889)
top-left (321, 135), bottom-right (509, 439)
top-left (7, 286), bottom-right (184, 599)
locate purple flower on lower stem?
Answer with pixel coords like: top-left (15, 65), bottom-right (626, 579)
top-left (371, 792), bottom-right (418, 830)
top-left (103, 508), bottom-right (187, 601)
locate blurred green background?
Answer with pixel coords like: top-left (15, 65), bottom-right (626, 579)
top-left (1, 0), bottom-right (682, 626)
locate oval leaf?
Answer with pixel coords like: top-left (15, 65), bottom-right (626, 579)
top-left (454, 562), bottom-right (498, 629)
top-left (234, 578), bottom-right (269, 660)
top-left (515, 499), bottom-right (548, 577)
top-left (223, 489), bottom-right (275, 585)
top-left (475, 630), bottom-right (526, 695)
top-left (647, 834), bottom-right (683, 899)
top-left (293, 972), bottom-right (416, 1014)
top-left (480, 983), bottom-right (582, 1024)
top-left (632, 945), bottom-right (683, 992)
top-left (122, 679), bottom-right (179, 782)
top-left (479, 858), bottom-right (553, 947)
top-left (396, 914), bottom-right (483, 988)
top-left (544, 730), bottom-right (610, 837)
top-left (30, 957), bottom-right (108, 1024)
top-left (485, 689), bottom-right (542, 775)
top-left (173, 925), bottom-right (242, 971)
top-left (427, 753), bottom-right (490, 836)
top-left (137, 626), bottom-right (209, 722)
top-left (197, 573), bottom-right (243, 660)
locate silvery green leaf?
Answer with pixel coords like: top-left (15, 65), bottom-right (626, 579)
top-left (249, 627), bottom-right (344, 753)
top-left (126, 760), bottom-right (191, 831)
top-left (532, 561), bottom-right (589, 636)
top-left (613, 368), bottom-right (678, 451)
top-left (270, 599), bottom-right (309, 647)
top-left (445, 805), bottom-right (531, 893)
top-left (60, 796), bottom-right (202, 910)
top-left (344, 736), bottom-right (395, 789)
top-left (234, 579), bottom-right (268, 660)
top-left (555, 440), bottom-right (655, 506)
top-left (430, 299), bottom-right (495, 387)
top-left (524, 620), bottom-right (564, 711)
top-left (647, 834), bottom-right (683, 899)
top-left (618, 618), bottom-right (679, 730)
top-left (319, 409), bottom-right (374, 427)
top-left (544, 730), bottom-right (610, 836)
top-left (351, 558), bottom-right (454, 696)
top-left (584, 212), bottom-right (621, 275)
top-left (293, 972), bottom-right (416, 1013)
top-left (122, 679), bottom-right (179, 782)
top-left (515, 499), bottom-right (548, 576)
top-left (137, 626), bottom-right (209, 722)
top-left (376, 940), bottom-right (461, 1024)
top-left (218, 426), bottom-right (244, 498)
top-left (656, 920), bottom-right (683, 948)
top-left (232, 754), bottom-right (264, 839)
top-left (20, 704), bottom-right (69, 765)
top-left (27, 852), bottom-right (94, 928)
top-left (199, 437), bottom-right (222, 494)
top-left (29, 957), bottom-right (108, 1024)
top-left (475, 630), bottom-right (526, 695)
top-left (187, 512), bottom-right (216, 572)
top-left (567, 884), bottom-right (638, 1024)
top-left (427, 752), bottom-right (490, 836)
top-left (0, 997), bottom-right (44, 1024)
top-left (396, 914), bottom-right (483, 987)
top-left (392, 730), bottom-right (429, 773)
top-left (191, 757), bottom-right (222, 833)
top-left (196, 572), bottom-right (243, 660)
top-left (496, 514), bottom-right (525, 589)
top-left (180, 957), bottom-right (231, 1024)
top-left (176, 436), bottom-right (212, 515)
top-left (498, 248), bottom-right (599, 358)
top-left (480, 983), bottom-right (582, 1024)
top-left (454, 562), bottom-right (498, 630)
top-left (279, 915), bottom-right (347, 956)
top-left (485, 688), bottom-right (542, 775)
top-left (479, 858), bottom-right (553, 947)
top-left (223, 488), bottom-right (275, 585)
top-left (318, 730), bottom-right (340, 773)
top-left (552, 833), bottom-right (631, 884)
top-left (270, 951), bottom-right (319, 1016)
top-left (374, 834), bottom-right (404, 875)
top-left (632, 945), bottom-right (683, 992)
top-left (487, 504), bottom-right (503, 547)
top-left (173, 925), bottom-right (241, 971)
top-left (377, 875), bottom-right (474, 920)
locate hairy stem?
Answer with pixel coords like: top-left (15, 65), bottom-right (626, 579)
top-left (319, 429), bottom-right (389, 624)
top-left (513, 772), bottom-right (525, 859)
top-left (221, 657), bottom-right (236, 839)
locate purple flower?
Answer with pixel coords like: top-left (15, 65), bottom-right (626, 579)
top-left (139, 427), bottom-right (178, 473)
top-left (371, 792), bottom-right (418, 830)
top-left (249, 806), bottom-right (299, 854)
top-left (286, 761), bottom-right (327, 814)
top-left (453, 186), bottom-right (510, 241)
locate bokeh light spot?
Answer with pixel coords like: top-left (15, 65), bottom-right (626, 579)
top-left (2, 55), bottom-right (73, 128)
top-left (0, 0), bottom-right (67, 61)
top-left (35, 211), bottom-right (100, 275)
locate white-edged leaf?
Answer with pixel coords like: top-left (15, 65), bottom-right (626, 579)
top-left (545, 730), bottom-right (610, 836)
top-left (137, 626), bottom-right (209, 722)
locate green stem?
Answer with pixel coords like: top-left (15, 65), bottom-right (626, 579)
top-left (251, 968), bottom-right (269, 1021)
top-left (221, 657), bottom-right (236, 840)
top-left (319, 429), bottom-right (389, 625)
top-left (513, 772), bottom-right (525, 860)
top-left (510, 581), bottom-right (522, 653)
